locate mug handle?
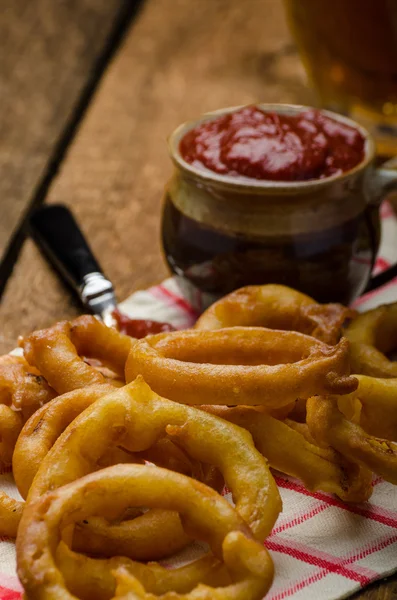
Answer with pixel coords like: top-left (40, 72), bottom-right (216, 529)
top-left (365, 157), bottom-right (397, 293)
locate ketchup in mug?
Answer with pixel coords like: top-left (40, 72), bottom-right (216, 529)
top-left (162, 105), bottom-right (380, 305)
top-left (180, 107), bottom-right (365, 181)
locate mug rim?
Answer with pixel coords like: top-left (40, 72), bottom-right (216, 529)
top-left (168, 103), bottom-right (376, 194)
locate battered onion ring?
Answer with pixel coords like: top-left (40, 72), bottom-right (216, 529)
top-left (0, 452), bottom-right (139, 541)
top-left (0, 355), bottom-right (55, 469)
top-left (195, 284), bottom-right (353, 344)
top-left (201, 405), bottom-right (372, 503)
top-left (126, 328), bottom-right (357, 407)
top-left (56, 542), bottom-right (228, 600)
top-left (0, 404), bottom-right (23, 466)
top-left (345, 302), bottom-right (397, 377)
top-left (72, 509), bottom-right (190, 563)
top-left (0, 492), bottom-right (23, 537)
top-left (17, 465), bottom-right (274, 600)
top-left (337, 376), bottom-right (397, 441)
top-left (28, 377), bottom-right (281, 544)
top-left (0, 356), bottom-right (56, 532)
top-left (21, 315), bottom-right (133, 394)
top-left (307, 395), bottom-right (397, 484)
top-left (13, 383), bottom-right (115, 498)
top-left (0, 385), bottom-right (129, 540)
top-left (0, 355), bottom-right (55, 419)
top-left (72, 439), bottom-right (223, 561)
top-left (12, 383), bottom-right (215, 560)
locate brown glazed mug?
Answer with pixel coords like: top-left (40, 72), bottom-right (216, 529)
top-left (161, 104), bottom-right (397, 306)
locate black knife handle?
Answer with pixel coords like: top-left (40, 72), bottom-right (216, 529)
top-left (29, 204), bottom-right (116, 315)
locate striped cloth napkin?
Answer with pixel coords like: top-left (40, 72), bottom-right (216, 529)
top-left (1, 200), bottom-right (397, 600)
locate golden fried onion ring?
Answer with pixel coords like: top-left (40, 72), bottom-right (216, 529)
top-left (72, 439), bottom-right (223, 561)
top-left (13, 384), bottom-right (115, 498)
top-left (195, 284), bottom-right (353, 344)
top-left (0, 354), bottom-right (56, 476)
top-left (56, 542), bottom-right (229, 600)
top-left (0, 355), bottom-right (56, 419)
top-left (0, 385), bottom-right (123, 540)
top-left (201, 405), bottom-right (372, 503)
top-left (127, 328), bottom-right (357, 407)
top-left (345, 303), bottom-right (397, 377)
top-left (18, 465), bottom-right (274, 600)
top-left (0, 357), bottom-right (56, 532)
top-left (0, 355), bottom-right (56, 468)
top-left (0, 491), bottom-right (23, 538)
top-left (12, 383), bottom-right (213, 560)
top-left (0, 404), bottom-right (23, 467)
top-left (338, 375), bottom-right (397, 442)
top-left (307, 395), bottom-right (397, 484)
top-left (28, 377), bottom-right (281, 543)
top-left (22, 315), bottom-right (133, 394)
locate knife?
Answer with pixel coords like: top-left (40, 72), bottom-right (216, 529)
top-left (29, 204), bottom-right (117, 327)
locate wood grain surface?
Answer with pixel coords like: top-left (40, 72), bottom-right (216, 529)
top-left (352, 578), bottom-right (397, 600)
top-left (0, 0), bottom-right (313, 350)
top-left (0, 0), bottom-right (130, 288)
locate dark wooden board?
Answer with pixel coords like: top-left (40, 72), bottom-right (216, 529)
top-left (0, 0), bottom-right (134, 291)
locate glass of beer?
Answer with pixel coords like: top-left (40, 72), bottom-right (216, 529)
top-left (284, 0), bottom-right (397, 156)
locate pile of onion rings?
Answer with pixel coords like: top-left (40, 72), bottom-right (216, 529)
top-left (345, 303), bottom-right (397, 377)
top-left (195, 284), bottom-right (353, 344)
top-left (127, 327), bottom-right (357, 406)
top-left (21, 315), bottom-right (133, 393)
top-left (0, 355), bottom-right (55, 466)
top-left (18, 464), bottom-right (274, 600)
top-left (3, 284), bottom-right (397, 599)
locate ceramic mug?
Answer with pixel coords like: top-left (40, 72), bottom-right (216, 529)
top-left (162, 104), bottom-right (397, 305)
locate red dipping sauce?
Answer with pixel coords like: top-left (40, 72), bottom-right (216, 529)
top-left (112, 309), bottom-right (175, 338)
top-left (180, 106), bottom-right (365, 181)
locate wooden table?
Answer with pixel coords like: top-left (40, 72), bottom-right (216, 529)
top-left (0, 1), bottom-right (396, 598)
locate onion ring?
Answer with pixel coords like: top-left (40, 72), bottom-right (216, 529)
top-left (56, 542), bottom-right (228, 600)
top-left (201, 405), bottom-right (372, 502)
top-left (307, 395), bottom-right (397, 484)
top-left (0, 355), bottom-right (55, 470)
top-left (71, 509), bottom-right (190, 563)
top-left (337, 375), bottom-right (397, 442)
top-left (0, 384), bottom-right (129, 540)
top-left (12, 383), bottom-right (215, 560)
top-left (0, 355), bottom-right (57, 532)
top-left (195, 284), bottom-right (353, 344)
top-left (21, 315), bottom-right (133, 394)
top-left (0, 355), bottom-right (55, 419)
top-left (72, 439), bottom-right (223, 561)
top-left (126, 328), bottom-right (357, 407)
top-left (17, 464), bottom-right (274, 600)
top-left (28, 377), bottom-right (280, 543)
top-left (345, 303), bottom-right (397, 377)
